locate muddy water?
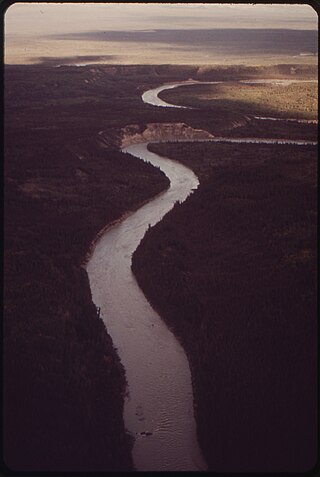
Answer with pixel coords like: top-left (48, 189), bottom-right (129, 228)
top-left (86, 143), bottom-right (207, 471)
top-left (86, 80), bottom-right (316, 471)
top-left (202, 137), bottom-right (317, 146)
top-left (142, 82), bottom-right (190, 108)
top-left (142, 79), bottom-right (318, 127)
top-left (240, 79), bottom-right (317, 85)
top-left (141, 79), bottom-right (316, 109)
top-left (142, 80), bottom-right (221, 108)
top-left (253, 115), bottom-right (318, 124)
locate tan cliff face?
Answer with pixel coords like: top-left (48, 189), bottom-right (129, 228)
top-left (98, 123), bottom-right (215, 149)
top-left (120, 123), bottom-right (216, 147)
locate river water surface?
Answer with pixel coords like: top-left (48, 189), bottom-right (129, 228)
top-left (86, 80), bottom-right (316, 471)
top-left (86, 143), bottom-right (207, 471)
top-left (142, 79), bottom-right (318, 126)
top-left (142, 80), bottom-right (221, 108)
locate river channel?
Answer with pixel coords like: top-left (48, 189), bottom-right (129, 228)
top-left (86, 80), bottom-right (316, 471)
top-left (86, 143), bottom-right (207, 471)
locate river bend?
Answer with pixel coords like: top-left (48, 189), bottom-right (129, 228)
top-left (142, 79), bottom-right (318, 126)
top-left (86, 143), bottom-right (206, 471)
top-left (86, 80), bottom-right (317, 471)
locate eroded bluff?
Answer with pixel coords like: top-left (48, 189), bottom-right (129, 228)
top-left (98, 123), bottom-right (214, 148)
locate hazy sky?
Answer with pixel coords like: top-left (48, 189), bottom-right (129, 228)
top-left (4, 3), bottom-right (318, 65)
top-left (5, 3), bottom-right (318, 35)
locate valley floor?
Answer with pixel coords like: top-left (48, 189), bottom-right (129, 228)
top-left (4, 62), bottom-right (318, 471)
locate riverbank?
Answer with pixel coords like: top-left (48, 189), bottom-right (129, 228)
top-left (4, 130), bottom-right (168, 471)
top-left (158, 79), bottom-right (318, 119)
top-left (4, 62), bottom-right (220, 471)
top-left (132, 141), bottom-right (317, 472)
top-left (4, 62), bottom-right (317, 471)
top-left (86, 143), bottom-right (205, 471)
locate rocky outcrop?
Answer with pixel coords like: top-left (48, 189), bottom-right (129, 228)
top-left (98, 123), bottom-right (215, 149)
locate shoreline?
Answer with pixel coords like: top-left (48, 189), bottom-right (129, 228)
top-left (4, 63), bottom-right (317, 471)
top-left (82, 173), bottom-right (169, 268)
top-left (132, 139), bottom-right (317, 471)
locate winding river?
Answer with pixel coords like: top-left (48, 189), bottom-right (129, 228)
top-left (143, 79), bottom-right (318, 125)
top-left (86, 80), bottom-right (317, 471)
top-left (86, 143), bottom-right (206, 471)
top-left (142, 80), bottom-right (221, 108)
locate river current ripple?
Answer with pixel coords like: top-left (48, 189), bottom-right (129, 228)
top-left (86, 142), bottom-right (206, 471)
top-left (86, 80), bottom-right (317, 471)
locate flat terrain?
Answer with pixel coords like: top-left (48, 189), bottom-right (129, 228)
top-left (4, 62), bottom-right (318, 471)
top-left (5, 27), bottom-right (318, 66)
top-left (160, 80), bottom-right (318, 119)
